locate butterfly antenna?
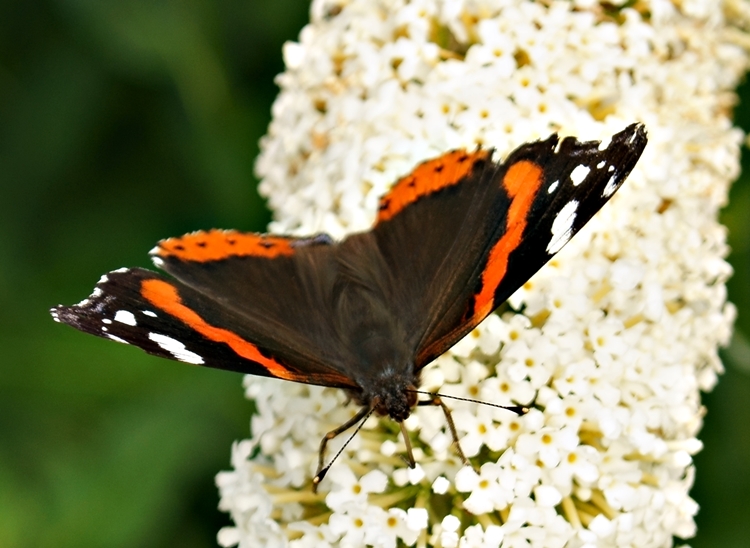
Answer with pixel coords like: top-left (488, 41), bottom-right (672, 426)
top-left (408, 389), bottom-right (529, 468)
top-left (410, 389), bottom-right (528, 415)
top-left (313, 404), bottom-right (377, 492)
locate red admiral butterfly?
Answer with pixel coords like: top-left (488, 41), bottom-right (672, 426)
top-left (52, 124), bottom-right (647, 484)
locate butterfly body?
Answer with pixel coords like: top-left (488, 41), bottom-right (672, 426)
top-left (52, 125), bottom-right (647, 431)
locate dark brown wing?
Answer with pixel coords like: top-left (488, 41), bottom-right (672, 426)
top-left (52, 125), bottom-right (646, 388)
top-left (150, 228), bottom-right (414, 391)
top-left (52, 234), bottom-right (361, 389)
top-left (371, 124), bottom-right (647, 368)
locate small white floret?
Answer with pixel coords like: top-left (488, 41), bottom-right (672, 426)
top-left (407, 463), bottom-right (425, 484)
top-left (441, 514), bottom-right (460, 532)
top-left (432, 476), bottom-right (450, 494)
top-left (406, 508), bottom-right (428, 531)
top-left (534, 484), bottom-right (563, 507)
top-left (380, 439), bottom-right (397, 457)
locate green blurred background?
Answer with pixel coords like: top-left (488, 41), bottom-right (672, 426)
top-left (0, 1), bottom-right (748, 547)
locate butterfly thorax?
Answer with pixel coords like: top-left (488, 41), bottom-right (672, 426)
top-left (345, 328), bottom-right (420, 422)
top-left (333, 270), bottom-right (419, 421)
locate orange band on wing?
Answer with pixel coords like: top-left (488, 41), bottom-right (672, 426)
top-left (141, 278), bottom-right (302, 382)
top-left (154, 230), bottom-right (295, 262)
top-left (377, 149), bottom-right (491, 223)
top-left (473, 160), bottom-right (544, 319)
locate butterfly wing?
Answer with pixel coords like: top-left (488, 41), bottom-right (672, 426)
top-left (52, 233), bottom-right (360, 389)
top-left (151, 228), bottom-right (415, 391)
top-left (52, 125), bottom-right (647, 388)
top-left (372, 124), bottom-right (648, 368)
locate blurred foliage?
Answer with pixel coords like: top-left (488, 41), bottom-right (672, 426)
top-left (0, 1), bottom-right (748, 547)
top-left (0, 1), bottom-right (308, 546)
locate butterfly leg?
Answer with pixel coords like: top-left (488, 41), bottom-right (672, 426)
top-left (314, 405), bottom-right (371, 491)
top-left (418, 396), bottom-right (470, 467)
top-left (398, 421), bottom-right (416, 469)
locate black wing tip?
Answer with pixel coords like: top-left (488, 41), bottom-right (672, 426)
top-left (50, 305), bottom-right (65, 323)
top-left (612, 122), bottom-right (648, 151)
top-left (50, 286), bottom-right (105, 329)
top-left (49, 267), bottom-right (149, 328)
top-left (509, 122), bottom-right (648, 165)
top-left (603, 123), bottom-right (649, 177)
top-left (558, 122), bottom-right (648, 152)
top-left (50, 302), bottom-right (100, 336)
top-left (50, 287), bottom-right (102, 327)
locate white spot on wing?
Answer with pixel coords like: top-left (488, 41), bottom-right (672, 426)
top-left (569, 165), bottom-right (590, 186)
top-left (107, 334), bottom-right (129, 344)
top-left (602, 174), bottom-right (619, 198)
top-left (102, 318), bottom-right (112, 324)
top-left (98, 274), bottom-right (110, 284)
top-left (112, 267), bottom-right (129, 274)
top-left (148, 333), bottom-right (204, 364)
top-left (114, 310), bottom-right (137, 326)
top-left (143, 310), bottom-right (157, 318)
top-left (596, 160), bottom-right (606, 169)
top-left (547, 200), bottom-right (579, 254)
top-left (152, 256), bottom-right (164, 267)
top-left (547, 180), bottom-right (559, 194)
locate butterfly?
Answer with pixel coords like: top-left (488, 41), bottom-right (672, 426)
top-left (51, 123), bottom-right (647, 484)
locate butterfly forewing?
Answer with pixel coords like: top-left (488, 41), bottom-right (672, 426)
top-left (52, 266), bottom-right (359, 389)
top-left (486, 124), bottom-right (647, 311)
top-left (372, 124), bottom-right (647, 367)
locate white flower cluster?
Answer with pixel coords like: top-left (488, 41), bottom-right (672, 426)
top-left (217, 1), bottom-right (749, 547)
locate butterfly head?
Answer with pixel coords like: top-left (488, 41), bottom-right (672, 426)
top-left (354, 369), bottom-right (419, 422)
